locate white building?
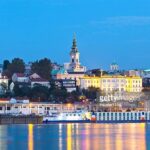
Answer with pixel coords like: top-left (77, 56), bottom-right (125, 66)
top-left (29, 73), bottom-right (50, 88)
top-left (0, 73), bottom-right (9, 94)
top-left (110, 62), bottom-right (119, 72)
top-left (12, 73), bottom-right (29, 83)
top-left (11, 73), bottom-right (50, 90)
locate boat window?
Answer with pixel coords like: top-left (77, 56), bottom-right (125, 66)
top-left (74, 114), bottom-right (76, 116)
top-left (66, 114), bottom-right (68, 116)
top-left (54, 107), bottom-right (57, 110)
top-left (0, 107), bottom-right (2, 110)
top-left (142, 112), bottom-right (145, 115)
top-left (78, 114), bottom-right (80, 116)
top-left (7, 107), bottom-right (11, 110)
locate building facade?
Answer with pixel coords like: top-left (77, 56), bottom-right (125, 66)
top-left (0, 73), bottom-right (9, 94)
top-left (110, 62), bottom-right (119, 72)
top-left (80, 76), bottom-right (100, 89)
top-left (80, 75), bottom-right (143, 93)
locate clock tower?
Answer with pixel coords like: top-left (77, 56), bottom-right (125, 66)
top-left (70, 34), bottom-right (80, 68)
top-left (64, 34), bottom-right (86, 73)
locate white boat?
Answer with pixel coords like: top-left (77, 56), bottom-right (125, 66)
top-left (43, 111), bottom-right (92, 123)
top-left (43, 111), bottom-right (150, 123)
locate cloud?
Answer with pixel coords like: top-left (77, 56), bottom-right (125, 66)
top-left (90, 16), bottom-right (150, 27)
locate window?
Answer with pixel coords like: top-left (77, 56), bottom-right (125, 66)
top-left (7, 107), bottom-right (11, 110)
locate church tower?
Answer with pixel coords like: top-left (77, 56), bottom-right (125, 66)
top-left (70, 34), bottom-right (80, 67)
top-left (110, 62), bottom-right (119, 72)
top-left (64, 34), bottom-right (86, 73)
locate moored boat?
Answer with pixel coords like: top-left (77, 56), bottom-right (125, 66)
top-left (43, 111), bottom-right (150, 123)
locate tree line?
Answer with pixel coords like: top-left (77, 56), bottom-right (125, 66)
top-left (3, 58), bottom-right (52, 80)
top-left (1, 58), bottom-right (99, 103)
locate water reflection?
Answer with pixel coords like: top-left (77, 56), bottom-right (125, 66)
top-left (64, 123), bottom-right (148, 150)
top-left (28, 124), bottom-right (34, 150)
top-left (67, 124), bottom-right (72, 150)
top-left (0, 126), bottom-right (7, 150)
top-left (59, 124), bottom-right (63, 150)
top-left (0, 123), bottom-right (149, 150)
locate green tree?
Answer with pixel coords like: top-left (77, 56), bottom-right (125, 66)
top-left (3, 60), bottom-right (10, 71)
top-left (3, 60), bottom-right (11, 77)
top-left (50, 87), bottom-right (68, 103)
top-left (67, 91), bottom-right (80, 103)
top-left (31, 58), bottom-right (52, 80)
top-left (8, 58), bottom-right (25, 76)
top-left (30, 85), bottom-right (49, 101)
top-left (82, 87), bottom-right (100, 101)
top-left (13, 84), bottom-right (22, 97)
top-left (20, 85), bottom-right (31, 97)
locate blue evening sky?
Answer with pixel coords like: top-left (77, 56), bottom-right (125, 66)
top-left (0, 0), bottom-right (150, 70)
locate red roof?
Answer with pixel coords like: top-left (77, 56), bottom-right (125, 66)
top-left (30, 78), bottom-right (49, 82)
top-left (0, 76), bottom-right (8, 79)
top-left (0, 98), bottom-right (10, 101)
top-left (15, 73), bottom-right (25, 77)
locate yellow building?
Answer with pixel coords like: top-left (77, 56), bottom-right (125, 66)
top-left (80, 76), bottom-right (100, 89)
top-left (80, 75), bottom-right (143, 93)
top-left (100, 75), bottom-right (126, 93)
top-left (125, 76), bottom-right (142, 92)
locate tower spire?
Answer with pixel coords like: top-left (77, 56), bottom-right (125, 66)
top-left (71, 33), bottom-right (78, 53)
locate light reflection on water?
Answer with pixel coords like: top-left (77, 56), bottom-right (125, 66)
top-left (0, 123), bottom-right (150, 150)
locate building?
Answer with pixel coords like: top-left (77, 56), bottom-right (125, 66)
top-left (80, 75), bottom-right (143, 93)
top-left (124, 70), bottom-right (143, 77)
top-left (54, 79), bottom-right (77, 92)
top-left (52, 35), bottom-right (86, 86)
top-left (0, 73), bottom-right (9, 94)
top-left (51, 62), bottom-right (62, 70)
top-left (110, 62), bottom-right (119, 72)
top-left (29, 73), bottom-right (50, 88)
top-left (125, 76), bottom-right (142, 92)
top-left (64, 34), bottom-right (86, 73)
top-left (143, 74), bottom-right (150, 90)
top-left (12, 73), bottom-right (29, 83)
top-left (10, 73), bottom-right (50, 91)
top-left (80, 76), bottom-right (100, 89)
top-left (101, 75), bottom-right (142, 93)
top-left (100, 75), bottom-right (126, 93)
top-left (25, 62), bottom-right (32, 75)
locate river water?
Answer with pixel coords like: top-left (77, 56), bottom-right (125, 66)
top-left (0, 123), bottom-right (150, 150)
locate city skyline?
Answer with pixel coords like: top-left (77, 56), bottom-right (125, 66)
top-left (0, 0), bottom-right (150, 70)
